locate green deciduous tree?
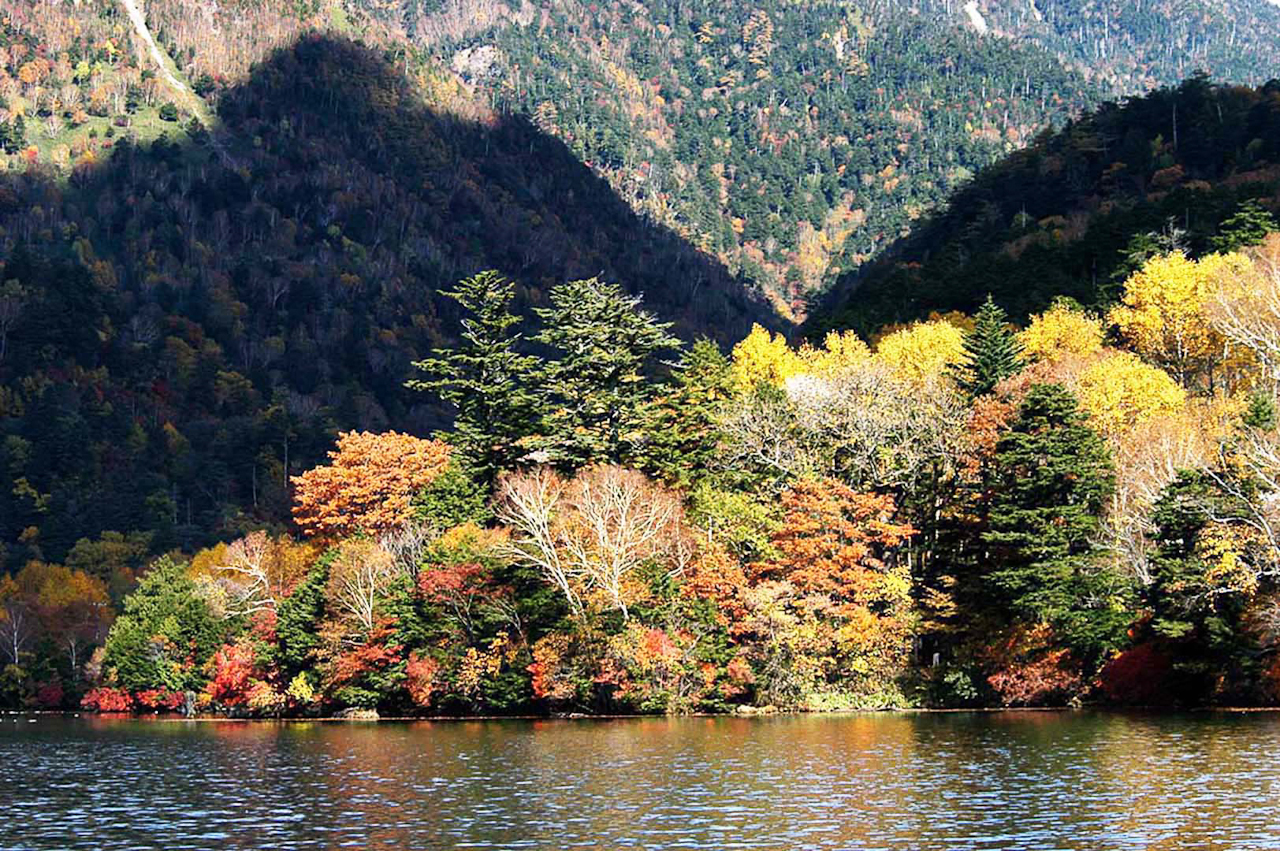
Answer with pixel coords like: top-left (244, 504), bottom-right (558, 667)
top-left (100, 557), bottom-right (230, 693)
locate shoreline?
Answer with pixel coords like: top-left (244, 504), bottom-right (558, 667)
top-left (9, 705), bottom-right (1280, 722)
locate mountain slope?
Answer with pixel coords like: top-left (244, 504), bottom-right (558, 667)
top-left (5, 0), bottom-right (1280, 570)
top-left (0, 34), bottom-right (772, 572)
top-left (806, 75), bottom-right (1280, 335)
top-left (8, 1), bottom-right (1280, 321)
top-left (384, 0), bottom-right (1280, 316)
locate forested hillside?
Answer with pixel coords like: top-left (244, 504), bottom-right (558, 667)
top-left (0, 31), bottom-right (771, 576)
top-left (9, 2), bottom-right (1280, 321)
top-left (410, 0), bottom-right (1094, 317)
top-left (7, 0), bottom-right (1280, 713)
top-left (15, 233), bottom-right (1280, 716)
top-left (395, 0), bottom-right (1280, 316)
top-left (809, 75), bottom-right (1280, 334)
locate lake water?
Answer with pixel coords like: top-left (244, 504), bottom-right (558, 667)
top-left (4, 711), bottom-right (1280, 850)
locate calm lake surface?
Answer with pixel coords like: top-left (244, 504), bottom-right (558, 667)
top-left (4, 711), bottom-right (1280, 850)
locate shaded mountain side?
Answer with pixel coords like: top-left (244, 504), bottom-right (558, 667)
top-left (0, 35), bottom-right (777, 571)
top-left (806, 76), bottom-right (1280, 337)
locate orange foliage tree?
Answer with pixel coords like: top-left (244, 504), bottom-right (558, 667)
top-left (758, 478), bottom-right (914, 606)
top-left (291, 431), bottom-right (450, 538)
top-left (739, 478), bottom-right (916, 707)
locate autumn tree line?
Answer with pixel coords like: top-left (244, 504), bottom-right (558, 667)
top-left (9, 208), bottom-right (1280, 713)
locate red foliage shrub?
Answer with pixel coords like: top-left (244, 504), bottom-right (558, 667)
top-left (81, 687), bottom-right (135, 712)
top-left (643, 628), bottom-right (680, 662)
top-left (982, 624), bottom-right (1085, 706)
top-left (1098, 643), bottom-right (1174, 705)
top-left (988, 649), bottom-right (1084, 706)
top-left (34, 680), bottom-right (65, 709)
top-left (405, 652), bottom-right (441, 708)
top-left (204, 641), bottom-right (259, 707)
top-left (726, 657), bottom-right (755, 685)
top-left (417, 561), bottom-right (486, 600)
top-left (527, 660), bottom-right (553, 700)
top-left (250, 609), bottom-right (279, 644)
top-left (135, 689), bottom-right (184, 711)
top-left (323, 620), bottom-right (404, 693)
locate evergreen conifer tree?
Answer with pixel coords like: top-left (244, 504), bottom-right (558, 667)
top-left (983, 384), bottom-right (1127, 665)
top-left (1211, 200), bottom-right (1279, 253)
top-left (631, 338), bottom-right (734, 488)
top-left (408, 271), bottom-right (542, 487)
top-left (955, 295), bottom-right (1022, 397)
top-left (532, 277), bottom-right (680, 468)
top-left (1243, 391), bottom-right (1278, 431)
top-left (274, 566), bottom-right (328, 679)
top-left (1144, 470), bottom-right (1259, 700)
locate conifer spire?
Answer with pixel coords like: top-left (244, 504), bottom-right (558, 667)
top-left (955, 295), bottom-right (1022, 397)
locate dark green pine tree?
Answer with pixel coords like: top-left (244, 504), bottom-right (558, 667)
top-left (1242, 391), bottom-right (1278, 431)
top-left (982, 383), bottom-right (1128, 666)
top-left (408, 271), bottom-right (542, 487)
top-left (955, 295), bottom-right (1022, 397)
top-left (1210, 199), bottom-right (1279, 254)
top-left (631, 338), bottom-right (733, 489)
top-left (1145, 470), bottom-right (1257, 701)
top-left (533, 277), bottom-right (680, 469)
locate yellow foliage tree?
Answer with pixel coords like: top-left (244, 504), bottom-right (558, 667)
top-left (1020, 301), bottom-right (1104, 363)
top-left (1075, 351), bottom-right (1187, 437)
top-left (292, 431), bottom-right (451, 539)
top-left (1208, 233), bottom-right (1280, 382)
top-left (873, 318), bottom-right (966, 384)
top-left (190, 533), bottom-right (320, 615)
top-left (730, 323), bottom-right (803, 390)
top-left (1108, 251), bottom-right (1252, 390)
top-left (802, 329), bottom-right (871, 376)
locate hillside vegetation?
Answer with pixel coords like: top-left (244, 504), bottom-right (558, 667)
top-left (392, 0), bottom-right (1280, 315)
top-left (12, 228), bottom-right (1280, 715)
top-left (0, 34), bottom-right (770, 575)
top-left (809, 75), bottom-right (1280, 334)
top-left (8, 2), bottom-right (1280, 319)
top-left (6, 0), bottom-right (1280, 714)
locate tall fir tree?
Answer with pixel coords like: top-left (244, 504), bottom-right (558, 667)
top-left (532, 277), bottom-right (680, 469)
top-left (982, 383), bottom-right (1127, 666)
top-left (1144, 470), bottom-right (1259, 701)
top-left (1210, 199), bottom-right (1279, 253)
top-left (408, 271), bottom-right (542, 487)
top-left (631, 338), bottom-right (734, 488)
top-left (955, 295), bottom-right (1022, 397)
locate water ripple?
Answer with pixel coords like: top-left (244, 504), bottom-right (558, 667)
top-left (3, 712), bottom-right (1280, 849)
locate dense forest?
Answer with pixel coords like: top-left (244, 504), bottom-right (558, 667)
top-left (810, 74), bottom-right (1280, 334)
top-left (0, 33), bottom-right (775, 575)
top-left (7, 1), bottom-right (1280, 319)
top-left (404, 0), bottom-right (1280, 316)
top-left (12, 221), bottom-right (1280, 714)
top-left (7, 0), bottom-right (1280, 715)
